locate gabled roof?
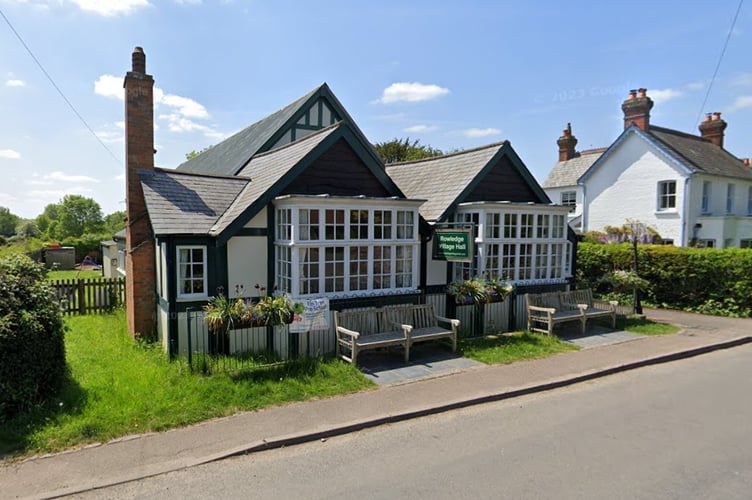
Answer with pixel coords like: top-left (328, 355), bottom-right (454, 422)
top-left (543, 148), bottom-right (606, 188)
top-left (140, 169), bottom-right (248, 235)
top-left (209, 123), bottom-right (342, 237)
top-left (580, 125), bottom-right (752, 183)
top-left (385, 141), bottom-right (547, 223)
top-left (176, 82), bottom-right (377, 176)
top-left (648, 126), bottom-right (752, 180)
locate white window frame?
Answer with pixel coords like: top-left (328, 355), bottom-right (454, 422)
top-left (701, 181), bottom-right (711, 214)
top-left (176, 245), bottom-right (208, 300)
top-left (726, 183), bottom-right (735, 214)
top-left (657, 180), bottom-right (677, 211)
top-left (274, 197), bottom-right (421, 298)
top-left (454, 203), bottom-right (572, 284)
top-left (560, 191), bottom-right (576, 212)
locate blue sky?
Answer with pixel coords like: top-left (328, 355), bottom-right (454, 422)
top-left (1, 0), bottom-right (750, 219)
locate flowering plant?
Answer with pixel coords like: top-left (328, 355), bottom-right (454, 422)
top-left (447, 276), bottom-right (513, 305)
top-left (204, 284), bottom-right (304, 331)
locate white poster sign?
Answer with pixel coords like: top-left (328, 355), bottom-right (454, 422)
top-left (289, 298), bottom-right (330, 333)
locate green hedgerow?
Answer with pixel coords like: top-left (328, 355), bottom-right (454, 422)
top-left (0, 255), bottom-right (67, 420)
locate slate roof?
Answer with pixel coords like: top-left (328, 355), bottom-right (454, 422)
top-left (385, 142), bottom-right (507, 223)
top-left (209, 124), bottom-right (342, 236)
top-left (647, 126), bottom-right (752, 180)
top-left (543, 148), bottom-right (606, 188)
top-left (176, 85), bottom-right (324, 176)
top-left (140, 169), bottom-right (248, 235)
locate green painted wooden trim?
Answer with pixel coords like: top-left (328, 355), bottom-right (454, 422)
top-left (216, 124), bottom-right (410, 245)
top-left (165, 239), bottom-right (178, 357)
top-left (420, 238), bottom-right (428, 289)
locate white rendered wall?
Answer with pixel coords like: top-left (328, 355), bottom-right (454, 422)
top-left (585, 133), bottom-right (686, 244)
top-left (244, 208), bottom-right (267, 228)
top-left (227, 236), bottom-right (268, 297)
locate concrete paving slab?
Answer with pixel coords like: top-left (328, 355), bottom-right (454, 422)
top-left (358, 344), bottom-right (483, 385)
top-left (561, 326), bottom-right (644, 349)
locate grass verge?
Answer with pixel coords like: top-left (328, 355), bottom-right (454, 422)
top-left (459, 331), bottom-right (580, 365)
top-left (618, 316), bottom-right (681, 336)
top-left (0, 311), bottom-right (373, 458)
top-left (46, 269), bottom-right (103, 281)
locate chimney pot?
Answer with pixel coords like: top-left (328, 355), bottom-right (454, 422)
top-left (132, 46), bottom-right (146, 74)
top-left (628, 89), bottom-right (637, 99)
top-left (698, 111), bottom-right (727, 148)
top-left (637, 88), bottom-right (647, 98)
top-left (712, 111), bottom-right (722, 121)
top-left (704, 113), bottom-right (713, 122)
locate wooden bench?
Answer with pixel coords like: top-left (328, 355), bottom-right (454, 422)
top-left (335, 308), bottom-right (409, 365)
top-left (383, 304), bottom-right (459, 354)
top-left (525, 289), bottom-right (618, 336)
top-left (334, 304), bottom-right (460, 365)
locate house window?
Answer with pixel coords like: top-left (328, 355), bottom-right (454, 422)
top-left (177, 246), bottom-right (207, 299)
top-left (657, 181), bottom-right (676, 210)
top-left (747, 186), bottom-right (752, 215)
top-left (455, 206), bottom-right (572, 283)
top-left (697, 239), bottom-right (715, 248)
top-left (701, 182), bottom-right (711, 214)
top-left (561, 191), bottom-right (576, 212)
top-left (740, 239), bottom-right (752, 249)
top-left (274, 199), bottom-right (420, 298)
top-left (726, 184), bottom-right (735, 214)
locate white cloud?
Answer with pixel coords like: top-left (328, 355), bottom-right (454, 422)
top-left (461, 127), bottom-right (501, 138)
top-left (158, 114), bottom-right (224, 139)
top-left (160, 94), bottom-right (208, 119)
top-left (70, 0), bottom-right (151, 16)
top-left (46, 171), bottom-right (100, 183)
top-left (685, 81), bottom-right (705, 91)
top-left (403, 124), bottom-right (437, 134)
top-left (6, 79), bottom-right (25, 87)
top-left (731, 73), bottom-right (752, 87)
top-left (94, 75), bottom-right (123, 99)
top-left (730, 95), bottom-right (752, 111)
top-left (649, 88), bottom-right (684, 103)
top-left (0, 149), bottom-right (21, 159)
top-left (377, 82), bottom-right (450, 104)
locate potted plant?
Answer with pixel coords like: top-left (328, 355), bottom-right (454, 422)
top-left (447, 276), bottom-right (489, 305)
top-left (485, 276), bottom-right (513, 303)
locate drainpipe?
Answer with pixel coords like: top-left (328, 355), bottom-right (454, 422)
top-left (579, 183), bottom-right (588, 232)
top-left (681, 177), bottom-right (690, 246)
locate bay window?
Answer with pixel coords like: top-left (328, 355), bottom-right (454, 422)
top-left (454, 202), bottom-right (571, 284)
top-left (275, 197), bottom-right (422, 298)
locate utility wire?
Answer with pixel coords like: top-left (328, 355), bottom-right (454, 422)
top-left (0, 8), bottom-right (122, 167)
top-left (694, 0), bottom-right (745, 125)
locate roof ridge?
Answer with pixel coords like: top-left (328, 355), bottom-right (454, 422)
top-left (385, 140), bottom-right (508, 168)
top-left (579, 147), bottom-right (608, 155)
top-left (151, 167), bottom-right (248, 181)
top-left (648, 125), bottom-right (708, 142)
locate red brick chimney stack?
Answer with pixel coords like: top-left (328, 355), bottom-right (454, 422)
top-left (621, 87), bottom-right (654, 131)
top-left (698, 111), bottom-right (727, 148)
top-left (124, 46), bottom-right (156, 338)
top-left (557, 122), bottom-right (578, 162)
top-left (742, 158), bottom-right (751, 167)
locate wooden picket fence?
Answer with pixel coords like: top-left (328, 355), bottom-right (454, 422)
top-left (50, 277), bottom-right (125, 316)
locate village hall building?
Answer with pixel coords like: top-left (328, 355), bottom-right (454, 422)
top-left (123, 47), bottom-right (575, 356)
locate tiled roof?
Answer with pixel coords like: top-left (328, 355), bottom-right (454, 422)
top-left (175, 85), bottom-right (324, 176)
top-left (209, 124), bottom-right (341, 236)
top-left (385, 143), bottom-right (506, 223)
top-left (140, 169), bottom-right (248, 235)
top-left (543, 148), bottom-right (606, 188)
top-left (648, 126), bottom-right (752, 180)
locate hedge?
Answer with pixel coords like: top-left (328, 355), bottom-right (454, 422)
top-left (0, 255), bottom-right (67, 419)
top-left (577, 243), bottom-right (752, 317)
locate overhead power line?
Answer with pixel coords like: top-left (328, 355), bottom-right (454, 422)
top-left (0, 7), bottom-right (122, 167)
top-left (694, 0), bottom-right (745, 125)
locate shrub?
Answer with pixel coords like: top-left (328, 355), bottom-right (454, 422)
top-left (0, 254), bottom-right (67, 419)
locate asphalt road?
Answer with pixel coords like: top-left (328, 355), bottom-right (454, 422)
top-left (75, 344), bottom-right (752, 499)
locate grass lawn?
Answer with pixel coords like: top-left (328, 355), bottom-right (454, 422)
top-left (459, 331), bottom-right (580, 365)
top-left (618, 316), bottom-right (681, 336)
top-left (0, 311), bottom-right (373, 458)
top-left (47, 269), bottom-right (104, 281)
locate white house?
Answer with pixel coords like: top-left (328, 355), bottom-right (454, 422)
top-left (544, 88), bottom-right (752, 247)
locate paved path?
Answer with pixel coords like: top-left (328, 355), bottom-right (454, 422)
top-left (2, 308), bottom-right (751, 499)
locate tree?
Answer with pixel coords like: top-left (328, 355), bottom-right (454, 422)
top-left (55, 195), bottom-right (105, 238)
top-left (15, 220), bottom-right (40, 238)
top-left (185, 145), bottom-right (212, 161)
top-left (0, 207), bottom-right (20, 237)
top-left (372, 138), bottom-right (444, 164)
top-left (104, 210), bottom-right (126, 234)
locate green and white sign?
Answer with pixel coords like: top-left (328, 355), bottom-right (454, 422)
top-left (433, 228), bottom-right (473, 262)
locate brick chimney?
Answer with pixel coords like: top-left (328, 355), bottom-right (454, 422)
top-left (698, 112), bottom-right (727, 148)
top-left (621, 88), bottom-right (654, 131)
top-left (123, 47), bottom-right (156, 338)
top-left (557, 123), bottom-right (578, 161)
top-left (742, 158), bottom-right (751, 167)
